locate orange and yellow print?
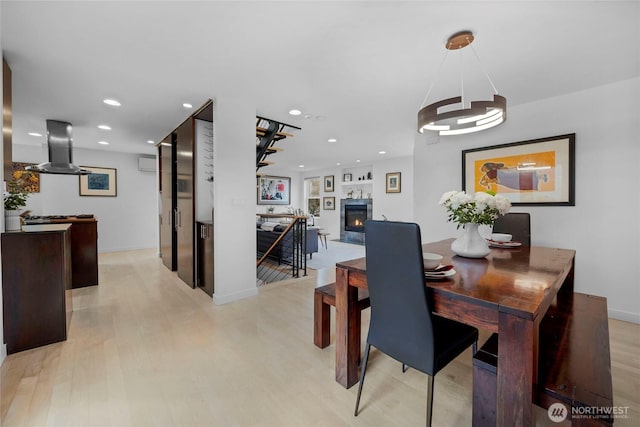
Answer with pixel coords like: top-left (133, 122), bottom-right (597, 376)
top-left (11, 163), bottom-right (41, 193)
top-left (473, 151), bottom-right (555, 194)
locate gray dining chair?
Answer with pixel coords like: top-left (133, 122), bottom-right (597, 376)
top-left (493, 212), bottom-right (531, 246)
top-left (355, 220), bottom-right (478, 426)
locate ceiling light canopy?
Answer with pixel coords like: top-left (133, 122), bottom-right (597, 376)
top-left (417, 31), bottom-right (506, 136)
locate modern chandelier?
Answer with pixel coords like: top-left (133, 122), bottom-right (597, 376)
top-left (417, 31), bottom-right (506, 136)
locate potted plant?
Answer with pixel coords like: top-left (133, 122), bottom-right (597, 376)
top-left (439, 190), bottom-right (511, 258)
top-left (4, 180), bottom-right (29, 231)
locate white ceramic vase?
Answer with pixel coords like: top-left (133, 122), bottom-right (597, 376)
top-left (451, 223), bottom-right (490, 258)
top-left (5, 209), bottom-right (22, 232)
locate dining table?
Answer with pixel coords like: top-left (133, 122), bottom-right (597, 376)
top-left (334, 238), bottom-right (575, 427)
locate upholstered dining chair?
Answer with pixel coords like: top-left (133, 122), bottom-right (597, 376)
top-left (493, 212), bottom-right (531, 246)
top-left (355, 220), bottom-right (478, 426)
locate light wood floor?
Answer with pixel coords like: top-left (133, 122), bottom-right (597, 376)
top-left (1, 249), bottom-right (638, 426)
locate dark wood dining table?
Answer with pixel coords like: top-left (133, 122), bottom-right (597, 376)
top-left (334, 238), bottom-right (575, 427)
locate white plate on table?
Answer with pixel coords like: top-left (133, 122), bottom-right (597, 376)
top-left (424, 268), bottom-right (456, 280)
top-left (488, 240), bottom-right (522, 248)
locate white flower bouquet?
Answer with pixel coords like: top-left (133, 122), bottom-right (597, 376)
top-left (439, 190), bottom-right (511, 228)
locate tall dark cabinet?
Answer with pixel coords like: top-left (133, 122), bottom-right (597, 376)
top-left (159, 134), bottom-right (177, 271)
top-left (176, 118), bottom-right (195, 287)
top-left (158, 100), bottom-right (212, 291)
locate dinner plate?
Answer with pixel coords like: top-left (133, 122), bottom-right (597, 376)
top-left (488, 240), bottom-right (522, 248)
top-left (424, 268), bottom-right (456, 280)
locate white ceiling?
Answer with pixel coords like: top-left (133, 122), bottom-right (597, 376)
top-left (2, 1), bottom-right (638, 173)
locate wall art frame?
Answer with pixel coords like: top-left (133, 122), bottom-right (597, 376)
top-left (257, 175), bottom-right (291, 205)
top-left (79, 166), bottom-right (117, 197)
top-left (386, 172), bottom-right (401, 193)
top-left (462, 133), bottom-right (575, 206)
top-left (11, 162), bottom-right (40, 193)
top-left (324, 175), bottom-right (334, 192)
top-left (323, 196), bottom-right (335, 210)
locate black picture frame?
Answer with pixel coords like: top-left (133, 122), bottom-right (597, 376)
top-left (462, 133), bottom-right (575, 206)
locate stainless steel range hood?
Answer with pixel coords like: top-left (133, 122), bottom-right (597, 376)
top-left (26, 120), bottom-right (90, 175)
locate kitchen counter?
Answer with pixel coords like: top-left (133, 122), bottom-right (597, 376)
top-left (21, 224), bottom-right (72, 233)
top-left (2, 225), bottom-right (72, 354)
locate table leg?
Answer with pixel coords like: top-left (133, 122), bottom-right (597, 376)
top-left (335, 266), bottom-right (360, 388)
top-left (497, 312), bottom-right (534, 427)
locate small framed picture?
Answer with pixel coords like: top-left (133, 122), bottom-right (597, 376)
top-left (386, 172), bottom-right (401, 193)
top-left (323, 196), bottom-right (335, 210)
top-left (79, 166), bottom-right (117, 197)
top-left (343, 173), bottom-right (352, 182)
top-left (324, 175), bottom-right (335, 192)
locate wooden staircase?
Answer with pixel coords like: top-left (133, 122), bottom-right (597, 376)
top-left (256, 116), bottom-right (300, 173)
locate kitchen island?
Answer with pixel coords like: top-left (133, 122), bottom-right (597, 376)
top-left (2, 224), bottom-right (72, 354)
top-left (23, 215), bottom-right (98, 288)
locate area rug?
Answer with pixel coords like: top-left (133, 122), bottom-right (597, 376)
top-left (306, 240), bottom-right (365, 270)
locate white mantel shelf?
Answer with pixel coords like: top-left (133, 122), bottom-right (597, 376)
top-left (341, 179), bottom-right (373, 186)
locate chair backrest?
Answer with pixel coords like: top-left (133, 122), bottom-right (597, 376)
top-left (493, 212), bottom-right (531, 246)
top-left (364, 220), bottom-right (436, 374)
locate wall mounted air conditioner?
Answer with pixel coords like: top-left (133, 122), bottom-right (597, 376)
top-left (138, 155), bottom-right (157, 172)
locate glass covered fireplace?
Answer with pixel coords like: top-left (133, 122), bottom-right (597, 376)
top-left (344, 205), bottom-right (367, 232)
top-left (340, 199), bottom-right (373, 244)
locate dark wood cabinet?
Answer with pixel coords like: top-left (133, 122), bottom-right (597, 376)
top-left (197, 221), bottom-right (214, 296)
top-left (176, 118), bottom-right (195, 287)
top-left (2, 225), bottom-right (72, 354)
top-left (68, 220), bottom-right (98, 288)
top-left (159, 135), bottom-right (177, 271)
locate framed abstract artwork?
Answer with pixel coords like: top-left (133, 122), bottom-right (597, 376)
top-left (257, 175), bottom-right (291, 205)
top-left (79, 166), bottom-right (117, 197)
top-left (462, 134), bottom-right (575, 206)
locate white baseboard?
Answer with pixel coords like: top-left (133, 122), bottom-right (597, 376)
top-left (609, 309), bottom-right (640, 324)
top-left (213, 287), bottom-right (258, 305)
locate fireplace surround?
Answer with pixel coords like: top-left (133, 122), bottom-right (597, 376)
top-left (340, 199), bottom-right (373, 244)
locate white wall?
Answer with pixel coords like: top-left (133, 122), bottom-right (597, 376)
top-left (293, 156), bottom-right (415, 237)
top-left (212, 94), bottom-right (258, 305)
top-left (13, 144), bottom-right (157, 252)
top-left (414, 77), bottom-right (640, 323)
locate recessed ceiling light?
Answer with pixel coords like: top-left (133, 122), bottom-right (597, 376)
top-left (336, 162), bottom-right (341, 166)
top-left (147, 140), bottom-right (155, 144)
top-left (98, 141), bottom-right (109, 145)
top-left (183, 103), bottom-right (193, 108)
top-left (103, 99), bottom-right (121, 106)
top-left (289, 109), bottom-right (302, 116)
top-left (356, 160), bottom-right (361, 163)
top-left (328, 138), bottom-right (337, 143)
top-left (28, 132), bottom-right (42, 137)
top-left (98, 125), bottom-right (111, 130)
top-left (298, 165), bottom-right (305, 168)
top-left (378, 151), bottom-right (387, 154)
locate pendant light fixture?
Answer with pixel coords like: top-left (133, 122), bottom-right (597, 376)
top-left (417, 31), bottom-right (506, 136)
